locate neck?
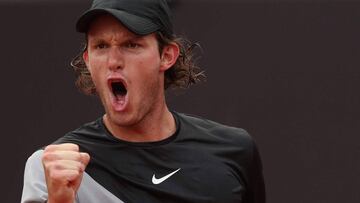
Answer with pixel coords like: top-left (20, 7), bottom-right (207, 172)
top-left (103, 103), bottom-right (176, 143)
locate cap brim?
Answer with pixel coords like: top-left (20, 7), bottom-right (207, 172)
top-left (76, 8), bottom-right (160, 35)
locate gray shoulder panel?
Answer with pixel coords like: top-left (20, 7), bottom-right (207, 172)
top-left (21, 150), bottom-right (48, 203)
top-left (78, 173), bottom-right (125, 203)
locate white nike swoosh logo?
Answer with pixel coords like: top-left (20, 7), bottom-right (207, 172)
top-left (152, 168), bottom-right (181, 185)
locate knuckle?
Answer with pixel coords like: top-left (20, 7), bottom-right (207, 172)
top-left (75, 153), bottom-right (83, 161)
top-left (68, 143), bottom-right (79, 151)
top-left (52, 160), bottom-right (64, 170)
top-left (44, 145), bottom-right (54, 152)
top-left (46, 161), bottom-right (58, 171)
top-left (42, 151), bottom-right (54, 162)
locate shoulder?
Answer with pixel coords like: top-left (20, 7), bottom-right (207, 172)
top-left (25, 149), bottom-right (44, 170)
top-left (68, 118), bottom-right (103, 137)
top-left (24, 119), bottom-right (102, 165)
top-left (176, 112), bottom-right (251, 139)
top-left (175, 112), bottom-right (255, 149)
top-left (53, 118), bottom-right (105, 144)
top-left (174, 112), bottom-right (263, 182)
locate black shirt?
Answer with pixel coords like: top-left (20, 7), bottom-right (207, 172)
top-left (51, 111), bottom-right (266, 203)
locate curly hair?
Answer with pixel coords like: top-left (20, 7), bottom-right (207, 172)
top-left (70, 33), bottom-right (205, 95)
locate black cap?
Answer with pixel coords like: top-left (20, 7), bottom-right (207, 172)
top-left (76, 0), bottom-right (173, 36)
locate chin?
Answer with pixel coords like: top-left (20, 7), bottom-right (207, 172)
top-left (107, 111), bottom-right (137, 127)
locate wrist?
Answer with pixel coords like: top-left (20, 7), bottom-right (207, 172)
top-left (47, 195), bottom-right (75, 203)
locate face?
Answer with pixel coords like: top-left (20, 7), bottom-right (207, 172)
top-left (83, 15), bottom-right (179, 129)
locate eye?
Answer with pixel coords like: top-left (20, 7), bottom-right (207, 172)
top-left (95, 43), bottom-right (108, 49)
top-left (125, 42), bottom-right (140, 49)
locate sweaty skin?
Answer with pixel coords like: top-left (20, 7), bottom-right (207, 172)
top-left (84, 15), bottom-right (179, 142)
top-left (42, 15), bottom-right (179, 203)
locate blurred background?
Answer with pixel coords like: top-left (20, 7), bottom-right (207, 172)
top-left (1, 0), bottom-right (360, 202)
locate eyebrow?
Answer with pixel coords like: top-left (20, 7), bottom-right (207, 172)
top-left (124, 35), bottom-right (144, 42)
top-left (88, 34), bottom-right (144, 44)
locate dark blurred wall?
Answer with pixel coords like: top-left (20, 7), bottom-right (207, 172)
top-left (1, 0), bottom-right (360, 202)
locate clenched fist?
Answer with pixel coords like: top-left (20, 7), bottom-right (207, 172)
top-left (42, 143), bottom-right (90, 203)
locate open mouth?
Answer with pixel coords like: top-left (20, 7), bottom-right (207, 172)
top-left (110, 80), bottom-right (127, 100)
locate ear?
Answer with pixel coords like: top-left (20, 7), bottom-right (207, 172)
top-left (83, 50), bottom-right (90, 69)
top-left (159, 42), bottom-right (180, 72)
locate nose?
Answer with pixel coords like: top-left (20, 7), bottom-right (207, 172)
top-left (107, 47), bottom-right (123, 71)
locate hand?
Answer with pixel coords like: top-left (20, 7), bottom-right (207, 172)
top-left (42, 143), bottom-right (90, 203)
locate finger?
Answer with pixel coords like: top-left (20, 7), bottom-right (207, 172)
top-left (43, 151), bottom-right (83, 162)
top-left (44, 143), bottom-right (79, 152)
top-left (49, 169), bottom-right (81, 182)
top-left (50, 160), bottom-right (86, 172)
top-left (80, 153), bottom-right (90, 166)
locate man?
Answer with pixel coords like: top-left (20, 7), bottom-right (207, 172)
top-left (21, 0), bottom-right (265, 202)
